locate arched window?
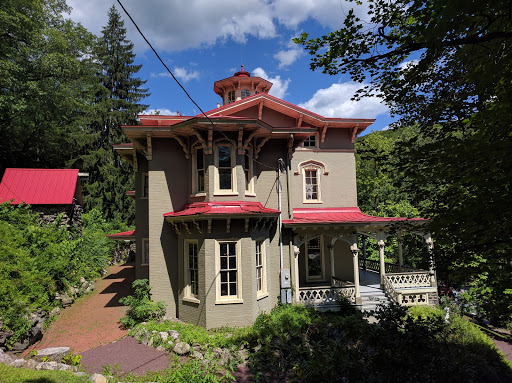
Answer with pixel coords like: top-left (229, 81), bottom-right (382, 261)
top-left (296, 160), bottom-right (327, 203)
top-left (228, 90), bottom-right (236, 103)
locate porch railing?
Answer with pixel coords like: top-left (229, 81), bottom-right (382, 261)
top-left (359, 258), bottom-right (419, 273)
top-left (298, 286), bottom-right (356, 306)
top-left (383, 272), bottom-right (438, 306)
top-left (332, 276), bottom-right (354, 288)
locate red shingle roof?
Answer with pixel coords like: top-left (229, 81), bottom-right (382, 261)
top-left (164, 201), bottom-right (280, 218)
top-left (106, 230), bottom-right (136, 240)
top-left (283, 207), bottom-right (426, 225)
top-left (0, 168), bottom-right (79, 205)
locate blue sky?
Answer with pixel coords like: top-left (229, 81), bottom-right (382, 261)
top-left (67, 0), bottom-right (394, 134)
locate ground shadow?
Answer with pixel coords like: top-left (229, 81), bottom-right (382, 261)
top-left (99, 265), bottom-right (135, 308)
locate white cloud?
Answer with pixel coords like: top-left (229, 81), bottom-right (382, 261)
top-left (66, 0), bottom-right (371, 53)
top-left (399, 59), bottom-right (419, 70)
top-left (274, 40), bottom-right (304, 68)
top-left (141, 108), bottom-right (177, 116)
top-left (174, 67), bottom-right (200, 82)
top-left (252, 68), bottom-right (290, 99)
top-left (298, 82), bottom-right (388, 119)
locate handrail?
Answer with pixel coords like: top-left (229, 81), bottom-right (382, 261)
top-left (332, 276), bottom-right (354, 287)
top-left (298, 286), bottom-right (356, 305)
top-left (383, 272), bottom-right (437, 306)
top-left (359, 258), bottom-right (421, 273)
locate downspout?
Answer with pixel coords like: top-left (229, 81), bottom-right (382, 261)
top-left (278, 158), bottom-right (284, 272)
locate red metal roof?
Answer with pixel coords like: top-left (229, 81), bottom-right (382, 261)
top-left (0, 168), bottom-right (79, 205)
top-left (164, 201), bottom-right (280, 218)
top-left (282, 207), bottom-right (426, 225)
top-left (106, 230), bottom-right (136, 240)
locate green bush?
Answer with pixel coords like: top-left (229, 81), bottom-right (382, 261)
top-left (119, 279), bottom-right (166, 328)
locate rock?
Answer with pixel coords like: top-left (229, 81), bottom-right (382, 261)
top-left (156, 345), bottom-right (165, 352)
top-left (212, 347), bottom-right (222, 358)
top-left (34, 347), bottom-right (71, 362)
top-left (141, 330), bottom-right (150, 345)
top-left (148, 337), bottom-right (154, 347)
top-left (75, 371), bottom-right (88, 377)
top-left (0, 349), bottom-right (14, 365)
top-left (59, 293), bottom-right (74, 307)
top-left (192, 350), bottom-right (204, 360)
top-left (167, 330), bottom-right (180, 340)
top-left (80, 277), bottom-right (86, 284)
top-left (0, 330), bottom-right (13, 347)
top-left (57, 363), bottom-right (78, 372)
top-left (25, 359), bottom-right (39, 370)
top-left (237, 349), bottom-right (249, 362)
top-left (67, 286), bottom-right (77, 297)
top-left (50, 307), bottom-right (61, 318)
top-left (167, 340), bottom-right (174, 346)
top-left (36, 361), bottom-right (59, 370)
top-left (12, 339), bottom-right (30, 351)
top-left (219, 348), bottom-right (232, 365)
top-left (89, 373), bottom-right (107, 383)
top-left (30, 323), bottom-right (43, 342)
top-left (10, 359), bottom-right (26, 368)
top-left (159, 332), bottom-right (168, 342)
top-left (173, 342), bottom-right (190, 355)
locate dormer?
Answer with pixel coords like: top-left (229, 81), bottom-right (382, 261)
top-left (213, 66), bottom-right (273, 105)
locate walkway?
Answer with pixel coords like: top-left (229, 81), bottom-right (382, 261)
top-left (29, 263), bottom-right (135, 354)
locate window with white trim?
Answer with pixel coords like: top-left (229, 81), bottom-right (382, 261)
top-left (184, 240), bottom-right (199, 300)
top-left (303, 134), bottom-right (316, 147)
top-left (305, 168), bottom-right (319, 201)
top-left (244, 148), bottom-right (254, 193)
top-left (142, 238), bottom-right (149, 265)
top-left (214, 143), bottom-right (237, 194)
top-left (305, 236), bottom-right (324, 281)
top-left (192, 144), bottom-right (205, 194)
top-left (216, 240), bottom-right (242, 303)
top-left (228, 90), bottom-right (235, 103)
top-left (255, 240), bottom-right (267, 296)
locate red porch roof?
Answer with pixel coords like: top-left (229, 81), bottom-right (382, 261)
top-left (0, 168), bottom-right (80, 205)
top-left (164, 201), bottom-right (280, 218)
top-left (282, 207), bottom-right (426, 225)
top-left (106, 230), bottom-right (136, 240)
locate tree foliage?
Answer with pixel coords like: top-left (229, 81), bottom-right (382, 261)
top-left (297, 0), bottom-right (512, 326)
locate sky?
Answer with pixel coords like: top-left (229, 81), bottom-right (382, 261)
top-left (67, 0), bottom-right (394, 133)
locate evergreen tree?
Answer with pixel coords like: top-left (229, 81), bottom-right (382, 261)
top-left (73, 5), bottom-right (149, 225)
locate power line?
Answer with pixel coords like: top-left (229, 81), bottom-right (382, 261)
top-left (115, 0), bottom-right (279, 171)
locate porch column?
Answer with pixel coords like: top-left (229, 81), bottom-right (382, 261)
top-left (397, 231), bottom-right (403, 271)
top-left (293, 245), bottom-right (300, 303)
top-left (377, 230), bottom-right (386, 288)
top-left (350, 238), bottom-right (362, 305)
top-left (425, 233), bottom-right (436, 287)
top-left (329, 241), bottom-right (335, 281)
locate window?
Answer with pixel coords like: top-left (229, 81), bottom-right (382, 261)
top-left (303, 134), bottom-right (316, 147)
top-left (305, 169), bottom-right (319, 200)
top-left (306, 237), bottom-right (324, 281)
top-left (228, 90), bottom-right (235, 103)
top-left (214, 143), bottom-right (237, 194)
top-left (241, 89), bottom-right (250, 98)
top-left (142, 238), bottom-right (149, 265)
top-left (244, 149), bottom-right (254, 193)
top-left (255, 240), bottom-right (267, 297)
top-left (216, 240), bottom-right (242, 303)
top-left (192, 145), bottom-right (205, 194)
top-left (142, 173), bottom-right (149, 198)
top-left (184, 240), bottom-right (199, 301)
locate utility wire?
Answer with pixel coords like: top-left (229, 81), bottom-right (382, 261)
top-left (116, 0), bottom-right (279, 171)
top-left (0, 181), bottom-right (25, 204)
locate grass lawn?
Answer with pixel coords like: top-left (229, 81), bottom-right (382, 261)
top-left (0, 363), bottom-right (89, 383)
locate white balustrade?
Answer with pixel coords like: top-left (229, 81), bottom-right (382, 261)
top-left (299, 287), bottom-right (356, 306)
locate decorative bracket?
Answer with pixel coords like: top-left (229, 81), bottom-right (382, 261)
top-left (321, 124), bottom-right (328, 143)
top-left (181, 220), bottom-right (191, 234)
top-left (255, 136), bottom-right (270, 159)
top-left (351, 124), bottom-right (359, 144)
top-left (170, 221), bottom-right (181, 235)
top-left (191, 129), bottom-right (207, 149)
top-left (172, 135), bottom-right (190, 159)
top-left (133, 149), bottom-right (138, 172)
top-left (146, 133), bottom-right (153, 160)
top-left (243, 131), bottom-right (257, 151)
top-left (258, 99), bottom-right (264, 120)
top-left (297, 114), bottom-right (303, 127)
top-left (237, 126), bottom-right (244, 155)
top-left (192, 220), bottom-right (203, 234)
top-left (207, 219), bottom-right (212, 234)
top-left (207, 127), bottom-right (213, 154)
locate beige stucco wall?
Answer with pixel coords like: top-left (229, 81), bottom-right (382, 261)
top-left (135, 154), bottom-right (149, 280)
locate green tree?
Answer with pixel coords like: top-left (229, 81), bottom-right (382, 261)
top-left (73, 5), bottom-right (149, 224)
top-left (296, 0), bottom-right (512, 325)
top-left (0, 0), bottom-right (96, 175)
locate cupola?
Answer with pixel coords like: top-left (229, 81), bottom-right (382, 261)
top-left (213, 65), bottom-right (273, 106)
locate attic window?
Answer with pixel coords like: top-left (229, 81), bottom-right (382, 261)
top-left (241, 89), bottom-right (250, 99)
top-left (228, 91), bottom-right (235, 103)
top-left (303, 132), bottom-right (319, 148)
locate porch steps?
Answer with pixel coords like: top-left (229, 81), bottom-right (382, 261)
top-left (359, 288), bottom-right (392, 312)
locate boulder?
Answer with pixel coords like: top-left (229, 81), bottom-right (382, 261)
top-left (34, 346), bottom-right (71, 362)
top-left (173, 342), bottom-right (190, 355)
top-left (156, 345), bottom-right (166, 352)
top-left (12, 338), bottom-right (30, 351)
top-left (36, 361), bottom-right (59, 370)
top-left (159, 332), bottom-right (169, 342)
top-left (59, 293), bottom-right (74, 307)
top-left (89, 373), bottom-right (107, 383)
top-left (10, 359), bottom-right (26, 368)
top-left (148, 336), bottom-right (154, 347)
top-left (141, 330), bottom-right (150, 345)
top-left (25, 359), bottom-right (39, 370)
top-left (80, 277), bottom-right (86, 284)
top-left (0, 349), bottom-right (14, 365)
top-left (57, 362), bottom-right (78, 372)
top-left (50, 307), bottom-right (61, 318)
top-left (75, 371), bottom-right (88, 377)
top-left (167, 330), bottom-right (180, 340)
top-left (192, 350), bottom-right (204, 360)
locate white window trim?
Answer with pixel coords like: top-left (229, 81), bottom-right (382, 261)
top-left (191, 143), bottom-right (206, 196)
top-left (141, 173), bottom-right (148, 199)
top-left (214, 142), bottom-right (238, 196)
top-left (305, 235), bottom-right (326, 282)
top-left (215, 239), bottom-right (243, 304)
top-left (184, 239), bottom-right (200, 304)
top-left (244, 147), bottom-right (255, 196)
top-left (141, 238), bottom-right (149, 266)
top-left (302, 167), bottom-right (322, 203)
top-left (256, 239), bottom-right (268, 300)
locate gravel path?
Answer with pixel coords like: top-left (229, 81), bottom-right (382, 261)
top-left (29, 263), bottom-right (135, 354)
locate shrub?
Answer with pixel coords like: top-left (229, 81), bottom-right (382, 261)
top-left (119, 279), bottom-right (166, 328)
